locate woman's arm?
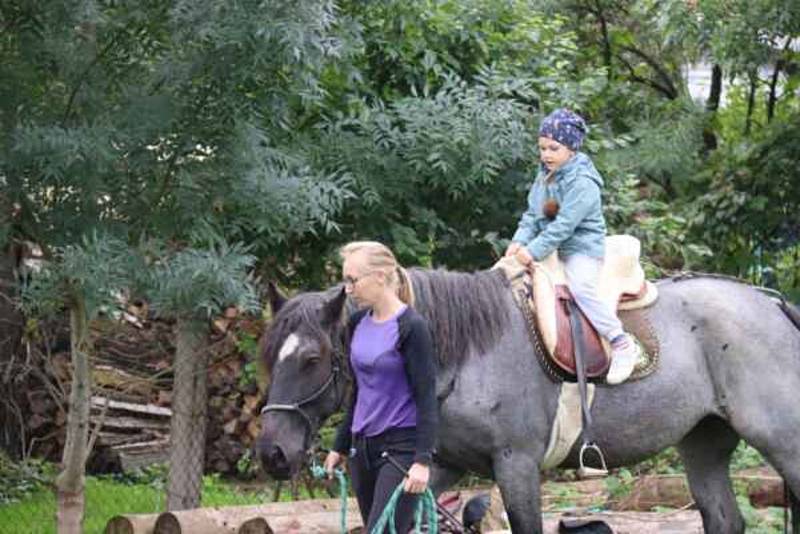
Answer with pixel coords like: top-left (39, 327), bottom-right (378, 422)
top-left (399, 314), bottom-right (438, 465)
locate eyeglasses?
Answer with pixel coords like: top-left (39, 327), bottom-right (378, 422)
top-left (343, 272), bottom-right (373, 288)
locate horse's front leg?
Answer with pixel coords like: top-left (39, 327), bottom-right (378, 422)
top-left (493, 447), bottom-right (543, 533)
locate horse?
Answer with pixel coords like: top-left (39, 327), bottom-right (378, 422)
top-left (256, 267), bottom-right (800, 533)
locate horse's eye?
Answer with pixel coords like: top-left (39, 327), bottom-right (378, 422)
top-left (303, 354), bottom-right (321, 367)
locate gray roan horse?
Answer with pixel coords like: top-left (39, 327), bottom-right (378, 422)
top-left (257, 268), bottom-right (800, 533)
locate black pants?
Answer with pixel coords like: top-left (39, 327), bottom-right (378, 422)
top-left (348, 427), bottom-right (419, 534)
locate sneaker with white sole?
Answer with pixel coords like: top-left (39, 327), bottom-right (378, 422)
top-left (606, 334), bottom-right (640, 385)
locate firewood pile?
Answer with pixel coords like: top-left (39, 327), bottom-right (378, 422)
top-left (9, 307), bottom-right (265, 476)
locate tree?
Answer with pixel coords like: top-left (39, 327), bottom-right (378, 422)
top-left (2, 0), bottom-right (354, 528)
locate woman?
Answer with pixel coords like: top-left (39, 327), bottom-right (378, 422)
top-left (323, 241), bottom-right (438, 533)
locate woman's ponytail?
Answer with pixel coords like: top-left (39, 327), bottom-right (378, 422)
top-left (396, 266), bottom-right (415, 307)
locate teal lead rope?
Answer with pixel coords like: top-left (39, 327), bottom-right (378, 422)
top-left (369, 482), bottom-right (438, 534)
top-left (310, 458), bottom-right (348, 534)
top-left (309, 458), bottom-right (438, 534)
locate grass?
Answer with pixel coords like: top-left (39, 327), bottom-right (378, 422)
top-left (0, 474), bottom-right (273, 534)
top-left (0, 443), bottom-right (788, 533)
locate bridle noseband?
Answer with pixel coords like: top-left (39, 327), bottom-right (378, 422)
top-left (260, 346), bottom-right (347, 440)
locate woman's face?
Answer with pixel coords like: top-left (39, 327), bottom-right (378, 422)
top-left (342, 251), bottom-right (385, 308)
top-left (538, 136), bottom-right (574, 171)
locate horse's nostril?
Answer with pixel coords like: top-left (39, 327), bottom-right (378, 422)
top-left (260, 443), bottom-right (289, 473)
top-left (269, 445), bottom-right (286, 464)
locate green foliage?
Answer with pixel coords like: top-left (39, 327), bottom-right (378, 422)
top-left (149, 240), bottom-right (259, 320)
top-left (737, 495), bottom-right (785, 533)
top-left (731, 443), bottom-right (767, 471)
top-left (21, 232), bottom-right (133, 319)
top-left (0, 452), bottom-right (56, 505)
top-left (236, 331), bottom-right (261, 389)
top-left (688, 113), bottom-right (800, 286)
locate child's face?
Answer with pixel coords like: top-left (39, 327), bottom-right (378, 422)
top-left (538, 136), bottom-right (574, 171)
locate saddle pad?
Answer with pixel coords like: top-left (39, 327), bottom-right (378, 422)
top-left (619, 308), bottom-right (660, 382)
top-left (542, 382), bottom-right (596, 470)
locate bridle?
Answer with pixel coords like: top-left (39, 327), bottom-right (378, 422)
top-left (260, 343), bottom-right (348, 441)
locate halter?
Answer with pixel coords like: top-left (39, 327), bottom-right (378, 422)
top-left (260, 345), bottom-right (347, 439)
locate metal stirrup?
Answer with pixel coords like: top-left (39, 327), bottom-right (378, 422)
top-left (578, 442), bottom-right (609, 479)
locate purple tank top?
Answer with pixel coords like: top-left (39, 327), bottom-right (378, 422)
top-left (350, 306), bottom-right (417, 436)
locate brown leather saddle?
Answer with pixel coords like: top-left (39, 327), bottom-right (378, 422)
top-left (495, 235), bottom-right (658, 379)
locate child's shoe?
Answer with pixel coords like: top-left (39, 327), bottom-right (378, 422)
top-left (606, 333), bottom-right (640, 385)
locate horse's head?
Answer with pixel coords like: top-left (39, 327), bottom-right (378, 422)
top-left (256, 283), bottom-right (349, 479)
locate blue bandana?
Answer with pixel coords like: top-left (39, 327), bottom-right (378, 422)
top-left (538, 108), bottom-right (587, 151)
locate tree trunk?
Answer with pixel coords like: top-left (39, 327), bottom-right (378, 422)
top-left (706, 64), bottom-right (723, 112)
top-left (702, 64), bottom-right (723, 153)
top-left (167, 318), bottom-right (208, 510)
top-left (744, 71), bottom-right (758, 136)
top-left (0, 244), bottom-right (24, 456)
top-left (56, 294), bottom-right (92, 534)
top-left (594, 0), bottom-right (613, 79)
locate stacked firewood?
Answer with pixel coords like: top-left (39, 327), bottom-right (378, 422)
top-left (12, 309), bottom-right (265, 476)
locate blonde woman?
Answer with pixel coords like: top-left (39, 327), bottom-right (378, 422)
top-left (323, 241), bottom-right (438, 533)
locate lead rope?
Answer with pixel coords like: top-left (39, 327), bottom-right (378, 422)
top-left (310, 457), bottom-right (348, 534)
top-left (309, 458), bottom-right (439, 534)
top-left (370, 482), bottom-right (438, 534)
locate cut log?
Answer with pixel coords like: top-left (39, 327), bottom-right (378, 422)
top-left (91, 414), bottom-right (170, 432)
top-left (264, 511), bottom-right (362, 533)
top-left (91, 396), bottom-right (172, 417)
top-left (104, 514), bottom-right (159, 534)
top-left (115, 439), bottom-right (170, 472)
top-left (97, 431), bottom-right (162, 447)
top-left (186, 498), bottom-right (360, 517)
top-left (749, 478), bottom-right (786, 508)
top-left (94, 365), bottom-right (155, 398)
top-left (610, 475), bottom-right (693, 511)
top-left (154, 510), bottom-right (274, 534)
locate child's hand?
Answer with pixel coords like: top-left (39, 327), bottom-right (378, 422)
top-left (515, 247), bottom-right (534, 266)
top-left (505, 242), bottom-right (521, 257)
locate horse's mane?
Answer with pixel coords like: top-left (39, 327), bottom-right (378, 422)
top-left (408, 268), bottom-right (510, 365)
top-left (262, 267), bottom-right (512, 369)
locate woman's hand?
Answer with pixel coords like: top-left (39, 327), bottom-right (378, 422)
top-left (515, 246), bottom-right (534, 266)
top-left (323, 451), bottom-right (344, 478)
top-left (505, 242), bottom-right (522, 257)
top-left (403, 462), bottom-right (430, 494)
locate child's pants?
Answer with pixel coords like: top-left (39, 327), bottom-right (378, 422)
top-left (563, 254), bottom-right (624, 341)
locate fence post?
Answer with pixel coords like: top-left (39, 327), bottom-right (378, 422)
top-left (167, 318), bottom-right (208, 510)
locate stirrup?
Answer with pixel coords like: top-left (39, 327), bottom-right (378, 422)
top-left (577, 442), bottom-right (608, 479)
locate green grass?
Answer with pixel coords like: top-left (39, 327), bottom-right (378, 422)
top-left (0, 474), bottom-right (272, 534)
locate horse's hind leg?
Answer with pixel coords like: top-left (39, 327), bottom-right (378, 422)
top-left (729, 405), bottom-right (800, 531)
top-left (748, 442), bottom-right (800, 532)
top-left (678, 415), bottom-right (745, 534)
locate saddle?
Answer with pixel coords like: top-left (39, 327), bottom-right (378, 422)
top-left (495, 235), bottom-right (658, 379)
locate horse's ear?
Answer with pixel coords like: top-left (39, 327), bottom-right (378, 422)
top-left (320, 288), bottom-right (347, 329)
top-left (267, 281), bottom-right (288, 315)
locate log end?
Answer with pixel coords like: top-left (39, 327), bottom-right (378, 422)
top-left (237, 517), bottom-right (272, 534)
top-left (154, 513), bottom-right (181, 534)
top-left (104, 516), bottom-right (135, 534)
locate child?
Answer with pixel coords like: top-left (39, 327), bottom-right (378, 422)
top-left (505, 108), bottom-right (639, 384)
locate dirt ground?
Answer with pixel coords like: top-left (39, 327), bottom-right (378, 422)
top-left (542, 510), bottom-right (703, 533)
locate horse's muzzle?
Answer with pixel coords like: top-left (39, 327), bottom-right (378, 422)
top-left (258, 442), bottom-right (292, 479)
